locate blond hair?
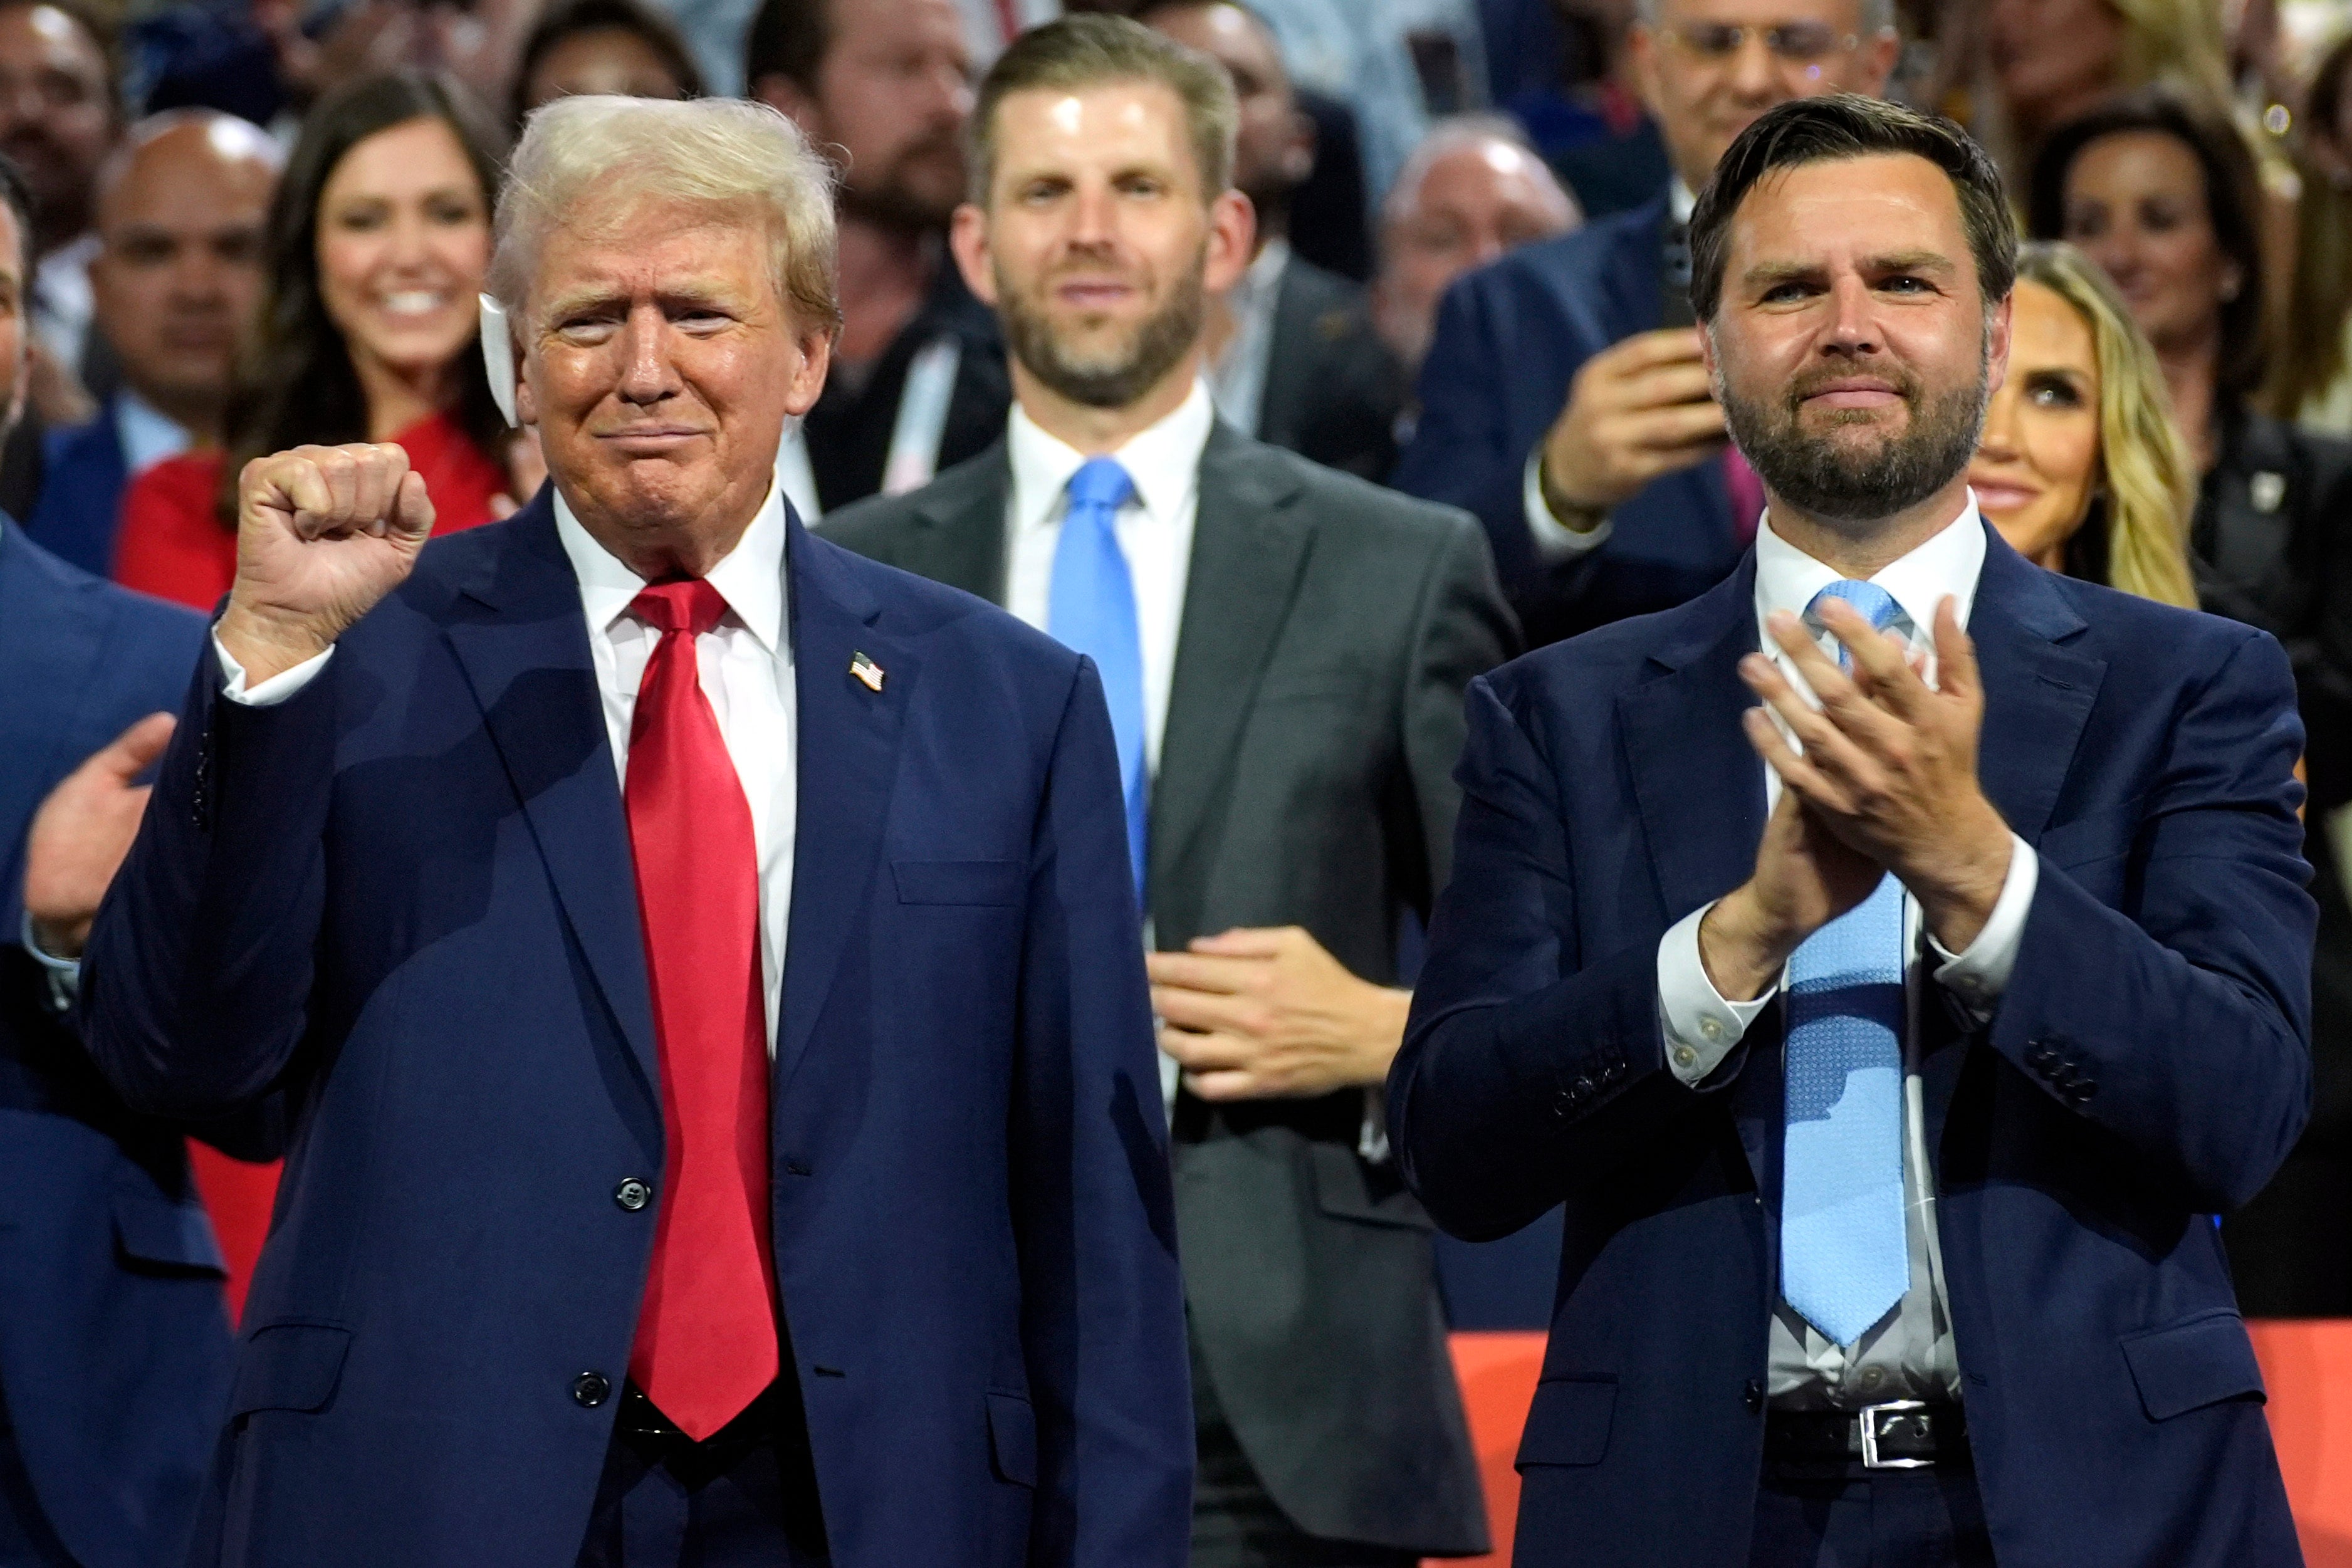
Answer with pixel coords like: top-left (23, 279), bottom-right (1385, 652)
top-left (491, 93), bottom-right (840, 335)
top-left (2014, 241), bottom-right (2198, 609)
top-left (2111, 0), bottom-right (2234, 109)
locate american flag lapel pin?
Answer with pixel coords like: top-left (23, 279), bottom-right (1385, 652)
top-left (850, 651), bottom-right (886, 692)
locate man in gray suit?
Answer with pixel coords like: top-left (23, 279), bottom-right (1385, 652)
top-left (822, 17), bottom-right (1511, 1566)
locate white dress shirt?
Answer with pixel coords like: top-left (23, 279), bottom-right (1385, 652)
top-left (1521, 180), bottom-right (1699, 562)
top-left (1001, 378), bottom-right (1214, 773)
top-left (115, 389), bottom-right (193, 478)
top-left (1208, 239), bottom-right (1289, 439)
top-left (1655, 501), bottom-right (2041, 1409)
top-left (216, 478), bottom-right (800, 1053)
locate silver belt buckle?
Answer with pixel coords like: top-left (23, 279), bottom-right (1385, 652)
top-left (1859, 1399), bottom-right (1934, 1470)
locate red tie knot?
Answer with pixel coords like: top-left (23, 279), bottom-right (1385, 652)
top-left (630, 578), bottom-right (730, 638)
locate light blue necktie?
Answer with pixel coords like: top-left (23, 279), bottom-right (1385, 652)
top-left (1047, 457), bottom-right (1149, 903)
top-left (1780, 578), bottom-right (1910, 1348)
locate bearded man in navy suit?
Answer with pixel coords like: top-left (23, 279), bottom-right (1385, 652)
top-left (1394, 97), bottom-right (2310, 1567)
top-left (80, 94), bottom-right (1191, 1568)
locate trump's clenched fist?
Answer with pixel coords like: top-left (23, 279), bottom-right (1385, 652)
top-left (214, 442), bottom-right (436, 684)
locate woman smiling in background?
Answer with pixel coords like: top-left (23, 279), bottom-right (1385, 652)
top-left (1968, 240), bottom-right (2197, 607)
top-left (113, 71), bottom-right (523, 610)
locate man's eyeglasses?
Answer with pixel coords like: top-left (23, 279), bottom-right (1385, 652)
top-left (1659, 22), bottom-right (1861, 65)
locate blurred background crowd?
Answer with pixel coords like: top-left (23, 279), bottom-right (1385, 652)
top-left (14, 0), bottom-right (2352, 1332)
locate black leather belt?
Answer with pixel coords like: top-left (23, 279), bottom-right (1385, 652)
top-left (1764, 1401), bottom-right (1969, 1470)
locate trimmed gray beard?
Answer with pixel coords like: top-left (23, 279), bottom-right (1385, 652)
top-left (1722, 352), bottom-right (1989, 529)
top-left (995, 256), bottom-right (1206, 410)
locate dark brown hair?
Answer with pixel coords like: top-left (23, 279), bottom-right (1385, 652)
top-left (1689, 93), bottom-right (2016, 324)
top-left (511, 0), bottom-right (704, 127)
top-left (2028, 87), bottom-right (2269, 408)
top-left (216, 71), bottom-right (510, 528)
top-left (742, 0), bottom-right (828, 100)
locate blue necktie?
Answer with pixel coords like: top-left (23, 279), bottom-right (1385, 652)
top-left (1048, 457), bottom-right (1149, 903)
top-left (1780, 578), bottom-right (1910, 1349)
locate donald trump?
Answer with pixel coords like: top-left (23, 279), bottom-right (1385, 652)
top-left (80, 94), bottom-right (1193, 1568)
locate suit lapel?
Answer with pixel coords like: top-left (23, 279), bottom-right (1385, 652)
top-left (896, 444), bottom-right (1010, 601)
top-left (780, 510), bottom-right (916, 1090)
top-left (1148, 427), bottom-right (1313, 927)
top-left (1967, 530), bottom-right (2103, 844)
top-left (441, 500), bottom-right (661, 1100)
top-left (1615, 562), bottom-right (1774, 1180)
top-left (1925, 527), bottom-right (2104, 1156)
top-left (1617, 560), bottom-right (1767, 920)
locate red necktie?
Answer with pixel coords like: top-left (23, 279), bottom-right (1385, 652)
top-left (622, 579), bottom-right (778, 1441)
top-left (1725, 446), bottom-right (1767, 545)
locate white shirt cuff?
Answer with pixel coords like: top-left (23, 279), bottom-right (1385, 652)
top-left (1658, 900), bottom-right (1775, 1084)
top-left (215, 632), bottom-right (333, 706)
top-left (1926, 832), bottom-right (2038, 1018)
top-left (20, 907), bottom-right (79, 1010)
top-left (1523, 449), bottom-right (1612, 560)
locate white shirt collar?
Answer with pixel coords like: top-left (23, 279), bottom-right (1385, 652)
top-left (551, 472), bottom-right (788, 654)
top-left (1008, 377), bottom-right (1216, 534)
top-left (1670, 178), bottom-right (1697, 226)
top-left (1753, 495), bottom-right (1989, 642)
top-left (1235, 236), bottom-right (1290, 309)
top-left (113, 388), bottom-right (192, 476)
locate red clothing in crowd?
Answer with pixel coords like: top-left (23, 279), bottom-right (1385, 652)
top-left (113, 410), bottom-right (509, 610)
top-left (112, 410), bottom-right (507, 1318)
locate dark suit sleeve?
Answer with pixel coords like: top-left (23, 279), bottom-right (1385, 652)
top-left (1398, 514), bottom-right (1518, 909)
top-left (79, 657), bottom-right (335, 1121)
top-left (1388, 676), bottom-right (1730, 1241)
top-left (1391, 273), bottom-right (1537, 580)
top-left (1011, 654), bottom-right (1191, 1568)
top-left (1994, 629), bottom-right (2314, 1213)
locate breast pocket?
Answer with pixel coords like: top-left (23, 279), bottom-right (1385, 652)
top-left (892, 859), bottom-right (1024, 906)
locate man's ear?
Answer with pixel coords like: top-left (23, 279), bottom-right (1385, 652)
top-left (1984, 291), bottom-right (2015, 400)
top-left (1203, 187), bottom-right (1257, 294)
top-left (786, 327), bottom-right (831, 415)
top-left (949, 202), bottom-right (996, 307)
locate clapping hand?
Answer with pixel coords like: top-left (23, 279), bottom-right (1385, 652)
top-left (23, 714), bottom-right (177, 959)
top-left (1701, 595), bottom-right (2012, 998)
top-left (216, 443), bottom-right (436, 685)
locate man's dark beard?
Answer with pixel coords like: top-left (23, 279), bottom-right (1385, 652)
top-left (1723, 357), bottom-right (1988, 526)
top-left (838, 132), bottom-right (964, 233)
top-left (996, 260), bottom-right (1206, 410)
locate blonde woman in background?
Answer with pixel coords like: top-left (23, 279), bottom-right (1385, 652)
top-left (1968, 240), bottom-right (2198, 606)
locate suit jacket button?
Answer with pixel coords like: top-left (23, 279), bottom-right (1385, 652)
top-left (1572, 1075), bottom-right (1594, 1095)
top-left (573, 1371), bottom-right (611, 1408)
top-left (1743, 1378), bottom-right (1764, 1414)
top-left (614, 1178), bottom-right (652, 1211)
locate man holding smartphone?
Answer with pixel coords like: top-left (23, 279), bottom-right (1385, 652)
top-left (1392, 0), bottom-right (1900, 649)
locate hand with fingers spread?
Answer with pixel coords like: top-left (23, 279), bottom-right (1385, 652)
top-left (1740, 593), bottom-right (2014, 953)
top-left (1537, 328), bottom-right (1729, 520)
top-left (216, 442), bottom-right (437, 685)
top-left (23, 713), bottom-right (179, 959)
top-left (1146, 926), bottom-right (1412, 1100)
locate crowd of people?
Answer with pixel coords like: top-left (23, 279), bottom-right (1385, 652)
top-left (1, 0), bottom-right (2349, 1565)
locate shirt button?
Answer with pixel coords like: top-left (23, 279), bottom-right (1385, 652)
top-left (1859, 1366), bottom-right (1886, 1389)
top-left (572, 1371), bottom-right (611, 1408)
top-left (1673, 1045), bottom-right (1698, 1069)
top-left (1700, 1016), bottom-right (1725, 1042)
top-left (614, 1178), bottom-right (653, 1212)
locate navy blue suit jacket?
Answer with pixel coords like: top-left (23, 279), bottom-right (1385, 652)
top-left (0, 521), bottom-right (238, 1568)
top-left (1391, 530), bottom-right (2312, 1567)
top-left (24, 404), bottom-right (129, 578)
top-left (80, 496), bottom-right (1193, 1567)
top-left (1391, 196), bottom-right (1743, 649)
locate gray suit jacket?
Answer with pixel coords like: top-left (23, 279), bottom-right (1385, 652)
top-left (822, 422), bottom-right (1512, 1553)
